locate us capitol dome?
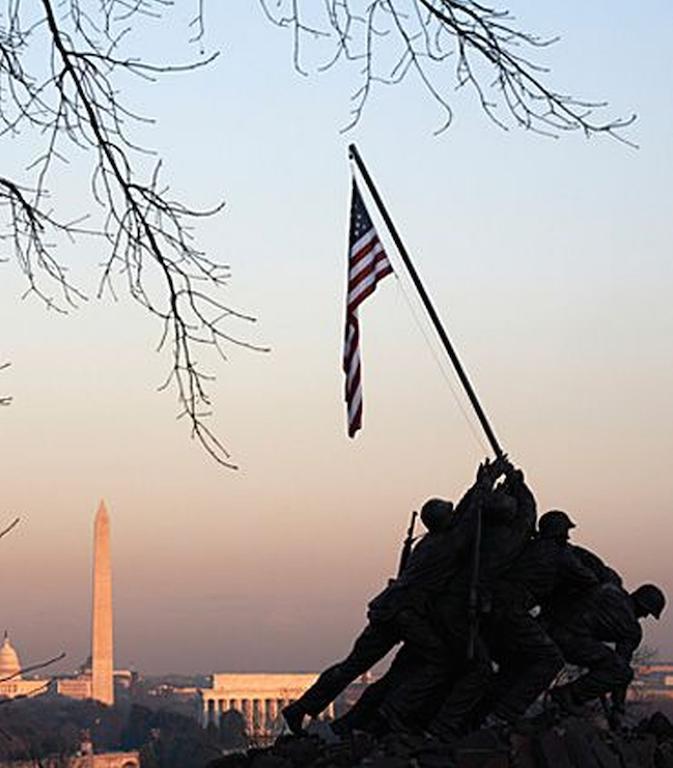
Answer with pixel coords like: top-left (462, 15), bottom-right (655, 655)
top-left (0, 631), bottom-right (49, 699)
top-left (0, 632), bottom-right (22, 680)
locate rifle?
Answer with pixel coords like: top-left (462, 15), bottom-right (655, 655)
top-left (397, 510), bottom-right (418, 576)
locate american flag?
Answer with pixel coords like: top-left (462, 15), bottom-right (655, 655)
top-left (343, 180), bottom-right (394, 438)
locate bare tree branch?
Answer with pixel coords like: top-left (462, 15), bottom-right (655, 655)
top-left (0, 517), bottom-right (20, 540)
top-left (0, 1), bottom-right (635, 468)
top-left (0, 362), bottom-right (11, 407)
top-left (259, 0), bottom-right (636, 142)
top-left (0, 0), bottom-right (267, 467)
top-left (0, 651), bottom-right (66, 687)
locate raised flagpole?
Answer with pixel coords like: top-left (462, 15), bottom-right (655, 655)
top-left (349, 143), bottom-right (502, 661)
top-left (348, 143), bottom-right (504, 460)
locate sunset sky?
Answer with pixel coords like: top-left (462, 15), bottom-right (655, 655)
top-left (1, 3), bottom-right (672, 676)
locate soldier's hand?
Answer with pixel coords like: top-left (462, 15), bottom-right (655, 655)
top-left (503, 461), bottom-right (523, 482)
top-left (491, 453), bottom-right (510, 475)
top-left (476, 459), bottom-right (491, 483)
top-left (478, 454), bottom-right (510, 485)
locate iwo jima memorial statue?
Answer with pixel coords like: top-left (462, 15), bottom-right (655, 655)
top-left (224, 146), bottom-right (670, 768)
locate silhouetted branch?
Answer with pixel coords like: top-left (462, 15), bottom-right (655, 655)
top-left (0, 651), bottom-right (66, 688)
top-left (0, 0), bottom-right (265, 467)
top-left (0, 363), bottom-right (11, 407)
top-left (0, 518), bottom-right (20, 540)
top-left (259, 0), bottom-right (635, 141)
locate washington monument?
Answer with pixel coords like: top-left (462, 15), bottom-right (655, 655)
top-left (91, 500), bottom-right (114, 706)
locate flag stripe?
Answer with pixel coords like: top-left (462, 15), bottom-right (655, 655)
top-left (343, 180), bottom-right (393, 438)
top-left (350, 231), bottom-right (380, 265)
top-left (348, 255), bottom-right (393, 308)
top-left (348, 245), bottom-right (388, 289)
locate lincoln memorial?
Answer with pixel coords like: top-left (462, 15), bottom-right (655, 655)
top-left (198, 673), bottom-right (335, 738)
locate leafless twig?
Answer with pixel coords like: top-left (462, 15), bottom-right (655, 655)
top-left (0, 518), bottom-right (20, 540)
top-left (0, 363), bottom-right (11, 407)
top-left (0, 651), bottom-right (66, 687)
top-left (1, 1), bottom-right (265, 467)
top-left (260, 0), bottom-right (635, 142)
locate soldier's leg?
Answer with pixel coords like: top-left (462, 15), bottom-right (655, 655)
top-left (377, 609), bottom-right (450, 729)
top-left (553, 630), bottom-right (633, 705)
top-left (283, 621), bottom-right (398, 732)
top-left (489, 612), bottom-right (564, 722)
top-left (428, 639), bottom-right (492, 741)
top-left (427, 599), bottom-right (493, 740)
top-left (333, 646), bottom-right (416, 733)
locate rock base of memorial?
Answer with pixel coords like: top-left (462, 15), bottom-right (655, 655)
top-left (206, 712), bottom-right (673, 768)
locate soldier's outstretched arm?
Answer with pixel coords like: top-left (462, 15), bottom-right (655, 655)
top-left (504, 466), bottom-right (537, 519)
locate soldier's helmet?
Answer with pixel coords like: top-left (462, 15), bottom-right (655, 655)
top-left (539, 510), bottom-right (576, 539)
top-left (632, 584), bottom-right (666, 619)
top-left (420, 498), bottom-right (454, 533)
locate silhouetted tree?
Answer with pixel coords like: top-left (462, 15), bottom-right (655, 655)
top-left (0, 697), bottom-right (117, 760)
top-left (124, 705), bottom-right (222, 768)
top-left (0, 1), bottom-right (633, 466)
top-left (0, 0), bottom-right (259, 468)
top-left (260, 1), bottom-right (634, 139)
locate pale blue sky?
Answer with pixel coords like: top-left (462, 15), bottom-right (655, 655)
top-left (1, 2), bottom-right (672, 674)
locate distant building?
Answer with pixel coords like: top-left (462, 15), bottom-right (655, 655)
top-left (0, 503), bottom-right (119, 707)
top-left (113, 669), bottom-right (135, 692)
top-left (53, 668), bottom-right (134, 701)
top-left (198, 673), bottom-right (334, 738)
top-left (91, 501), bottom-right (114, 706)
top-left (0, 734), bottom-right (139, 767)
top-left (147, 682), bottom-right (199, 701)
top-left (52, 675), bottom-right (93, 700)
top-left (57, 502), bottom-right (116, 706)
top-left (0, 752), bottom-right (139, 768)
top-left (631, 663), bottom-right (673, 700)
top-left (0, 633), bottom-right (49, 700)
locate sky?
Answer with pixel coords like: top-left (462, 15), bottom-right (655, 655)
top-left (1, 2), bottom-right (672, 676)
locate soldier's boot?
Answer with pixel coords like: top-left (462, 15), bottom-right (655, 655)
top-left (282, 702), bottom-right (308, 735)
